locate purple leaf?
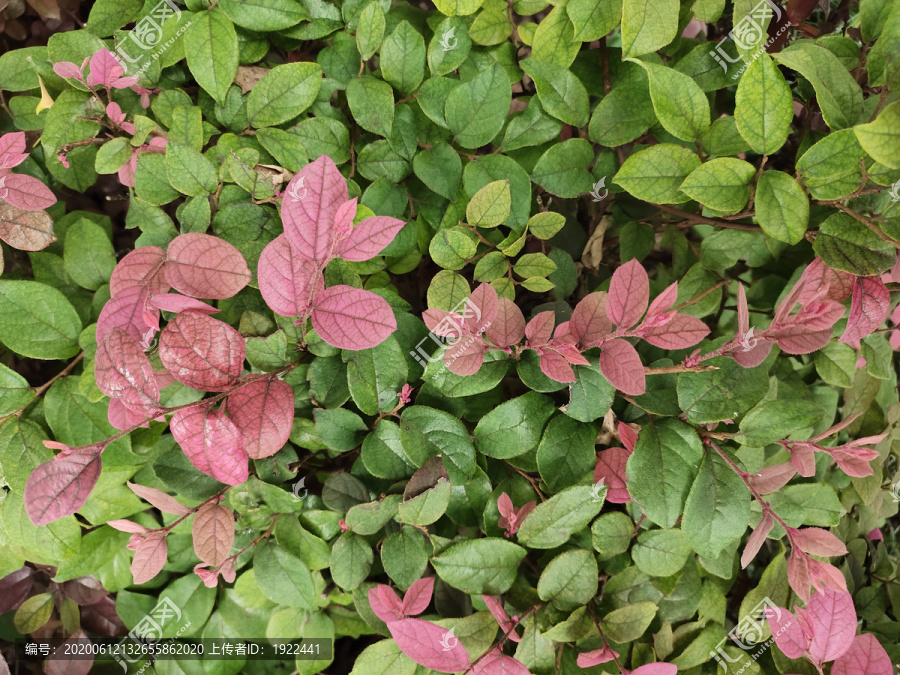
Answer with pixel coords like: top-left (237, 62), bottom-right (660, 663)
top-left (126, 481), bottom-right (190, 515)
top-left (840, 277), bottom-right (890, 343)
top-left (191, 503), bottom-right (235, 566)
top-left (639, 313), bottom-right (710, 349)
top-left (130, 531), bottom-right (168, 585)
top-left (24, 449), bottom-right (102, 525)
top-left (335, 215), bottom-right (406, 262)
top-left (109, 245), bottom-right (169, 298)
top-left (570, 292), bottom-right (613, 347)
top-left (830, 634), bottom-right (893, 675)
top-left (485, 298), bottom-right (525, 347)
top-left (44, 630), bottom-right (93, 675)
top-left (0, 174), bottom-right (56, 210)
top-left (594, 447), bottom-right (631, 503)
top-left (368, 584), bottom-right (404, 623)
top-left (599, 338), bottom-right (646, 395)
top-left (311, 285), bottom-right (397, 350)
top-left (471, 647), bottom-right (529, 674)
top-left (164, 233), bottom-right (251, 300)
top-left (170, 405), bottom-right (249, 486)
top-left (607, 259), bottom-right (649, 329)
top-left (282, 155), bottom-right (348, 265)
top-left (807, 589), bottom-right (857, 665)
top-left (95, 327), bottom-right (160, 416)
top-left (258, 235), bottom-right (323, 318)
top-left (387, 618), bottom-right (471, 673)
top-left (159, 311), bottom-right (246, 391)
top-left (225, 378), bottom-right (294, 459)
top-left (0, 568), bottom-right (36, 614)
top-left (401, 577), bottom-right (434, 616)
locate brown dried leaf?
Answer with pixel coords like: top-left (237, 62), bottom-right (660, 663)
top-left (234, 66), bottom-right (269, 94)
top-left (0, 201), bottom-right (56, 251)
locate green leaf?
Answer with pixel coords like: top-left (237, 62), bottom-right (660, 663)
top-left (248, 62), bottom-right (323, 128)
top-left (346, 76), bottom-right (394, 138)
top-left (501, 97), bottom-right (563, 152)
top-left (468, 6), bottom-right (512, 46)
top-left (473, 391), bottom-right (555, 459)
top-left (517, 485), bottom-right (605, 549)
top-left (428, 17), bottom-right (471, 76)
top-left (168, 105), bottom-right (204, 152)
top-left (431, 538), bottom-right (526, 594)
top-left (185, 9), bottom-right (240, 106)
top-left (429, 226), bottom-right (478, 269)
top-left (398, 478), bottom-right (451, 525)
top-left (679, 158), bottom-right (755, 215)
top-left (775, 45), bottom-right (864, 130)
top-left (254, 541), bottom-right (316, 609)
top-left (463, 155), bottom-right (532, 231)
top-left (780, 484), bottom-right (845, 527)
top-left (356, 2), bottom-right (386, 60)
top-left (331, 531), bottom-right (374, 590)
top-left (614, 144), bottom-right (701, 204)
top-left (165, 143), bottom-right (219, 196)
top-left (63, 218), bottom-right (116, 290)
top-left (527, 212), bottom-right (565, 240)
top-left (536, 415), bottom-right (597, 492)
top-left (565, 357), bottom-right (616, 423)
top-left (346, 495), bottom-right (403, 535)
top-left (218, 0), bottom-right (309, 31)
top-left (381, 21), bottom-right (426, 96)
top-left (677, 356), bottom-right (769, 424)
top-left (633, 528), bottom-right (692, 577)
top-left (626, 418), bottom-right (703, 529)
top-left (537, 549), bottom-right (598, 610)
top-left (753, 170), bottom-right (809, 245)
top-left (14, 593), bottom-right (54, 634)
top-left (0, 367), bottom-right (35, 418)
top-left (361, 420), bottom-right (416, 479)
top-left (412, 144), bottom-right (461, 201)
top-left (86, 0), bottom-right (144, 36)
top-left (520, 59), bottom-right (589, 127)
top-left (0, 281), bottom-right (81, 360)
top-left (313, 408), bottom-right (367, 451)
top-left (591, 512), bottom-right (633, 559)
top-left (736, 400), bottom-right (824, 447)
top-left (95, 138), bottom-right (132, 174)
top-left (531, 138), bottom-right (594, 198)
top-left (700, 116), bottom-right (751, 156)
top-left (854, 101), bottom-right (900, 170)
top-left (629, 59), bottom-right (710, 142)
top-left (531, 7), bottom-right (579, 68)
top-left (600, 601), bottom-right (657, 643)
top-left (446, 63), bottom-right (511, 148)
top-left (54, 527), bottom-right (132, 591)
top-left (513, 252), bottom-right (556, 279)
top-left (567, 0), bottom-right (621, 42)
top-left (135, 152), bottom-right (180, 206)
top-left (434, 0), bottom-right (485, 15)
top-left (814, 341), bottom-right (857, 388)
top-left (682, 446), bottom-right (750, 558)
top-left (400, 406), bottom-right (476, 483)
top-left (0, 493), bottom-right (81, 566)
top-left (621, 0), bottom-right (678, 57)
top-left (734, 55), bottom-right (793, 155)
top-left (813, 212), bottom-right (897, 276)
top-left (467, 180), bottom-right (511, 227)
top-left (381, 525), bottom-right (430, 589)
top-left (343, 335), bottom-right (408, 415)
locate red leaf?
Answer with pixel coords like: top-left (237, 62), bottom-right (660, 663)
top-left (109, 246), bottom-right (169, 298)
top-left (750, 461), bottom-right (796, 494)
top-left (24, 449), bottom-right (102, 525)
top-left (401, 577), bottom-right (434, 616)
top-left (335, 215), bottom-right (406, 261)
top-left (95, 327), bottom-right (160, 415)
top-left (0, 173), bottom-right (56, 210)
top-left (599, 338), bottom-right (646, 395)
top-left (225, 378), bottom-right (294, 459)
top-left (830, 633), bottom-right (893, 675)
top-left (282, 155), bottom-right (348, 266)
top-left (0, 131), bottom-right (28, 167)
top-left (170, 406), bottom-right (249, 485)
top-left (387, 618), bottom-right (471, 673)
top-left (741, 511), bottom-right (774, 568)
top-left (525, 311), bottom-right (555, 344)
top-left (607, 258), bottom-right (649, 329)
top-left (485, 298), bottom-right (525, 348)
top-left (639, 313), bottom-right (710, 349)
top-left (191, 503), bottom-right (235, 566)
top-left (258, 235), bottom-right (323, 318)
top-left (570, 292), bottom-right (613, 347)
top-left (807, 589), bottom-right (856, 665)
top-left (538, 350), bottom-right (575, 383)
top-left (159, 312), bottom-right (245, 391)
top-left (126, 481), bottom-right (190, 515)
top-left (471, 647), bottom-right (528, 674)
top-left (130, 531), bottom-right (168, 584)
top-left (368, 584), bottom-right (404, 623)
top-left (797, 257), bottom-right (854, 305)
top-left (0, 568), bottom-right (36, 614)
top-left (0, 201), bottom-right (57, 251)
top-left (794, 528), bottom-right (847, 557)
top-left (464, 283), bottom-right (499, 334)
top-left (840, 277), bottom-right (890, 343)
top-left (576, 646), bottom-right (617, 667)
top-left (594, 447), bottom-right (631, 503)
top-left (164, 233), bottom-right (251, 300)
top-left (311, 285), bottom-right (397, 350)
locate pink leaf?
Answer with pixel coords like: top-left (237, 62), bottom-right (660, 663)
top-left (793, 528), bottom-right (847, 557)
top-left (368, 584), bottom-right (404, 623)
top-left (0, 132), bottom-right (28, 168)
top-left (830, 633), bottom-right (893, 675)
top-left (764, 606), bottom-right (808, 659)
top-left (750, 461), bottom-right (797, 494)
top-left (109, 246), bottom-right (169, 297)
top-left (444, 337), bottom-right (486, 376)
top-left (471, 647), bottom-right (528, 674)
top-left (646, 282), bottom-right (678, 319)
top-left (0, 173), bottom-right (56, 210)
top-left (164, 233), bottom-right (251, 300)
top-left (619, 422), bottom-right (638, 453)
top-left (169, 406), bottom-right (249, 486)
top-left (599, 338), bottom-right (646, 395)
top-left (577, 646), bottom-right (618, 667)
top-left (335, 215), bottom-right (406, 261)
top-left (422, 308), bottom-right (466, 339)
top-left (774, 327), bottom-right (833, 355)
top-left (106, 519), bottom-right (148, 533)
top-left (258, 235), bottom-right (324, 318)
top-left (797, 257), bottom-right (854, 305)
top-left (607, 258), bottom-right (649, 329)
top-left (594, 447), bottom-right (631, 503)
top-left (538, 350), bottom-right (576, 382)
top-left (311, 285), bottom-right (397, 350)
top-left (741, 511), bottom-right (774, 568)
top-left (107, 397), bottom-right (159, 431)
top-left (191, 503), bottom-right (235, 566)
top-left (281, 155), bottom-right (348, 265)
top-left (130, 531), bottom-right (168, 585)
top-left (148, 294), bottom-right (218, 315)
top-left (525, 311), bottom-right (555, 345)
top-left (87, 48), bottom-right (125, 88)
top-left (95, 327), bottom-right (160, 415)
top-left (333, 198), bottom-right (357, 237)
top-left (629, 665), bottom-right (678, 675)
top-left (97, 286), bottom-right (157, 344)
top-left (790, 442), bottom-right (816, 477)
top-left (106, 102), bottom-right (126, 125)
top-left (497, 492), bottom-right (515, 524)
top-left (830, 446), bottom-right (878, 477)
top-left (788, 550), bottom-right (812, 602)
top-left (639, 313), bottom-right (710, 349)
top-left (24, 450), bottom-right (102, 525)
top-left (401, 577), bottom-right (434, 616)
top-left (809, 559), bottom-right (849, 595)
top-left (840, 277), bottom-right (890, 343)
top-left (570, 292), bottom-right (613, 347)
top-left (464, 283), bottom-right (499, 334)
top-left (225, 378), bottom-right (294, 459)
top-left (481, 596), bottom-right (519, 641)
top-left (387, 618), bottom-right (471, 673)
top-left (485, 298), bottom-right (526, 348)
top-left (126, 481), bottom-right (190, 515)
top-left (159, 311), bottom-right (245, 391)
top-left (807, 589), bottom-right (857, 665)
top-left (733, 340), bottom-right (773, 368)
top-left (553, 343), bottom-right (590, 366)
